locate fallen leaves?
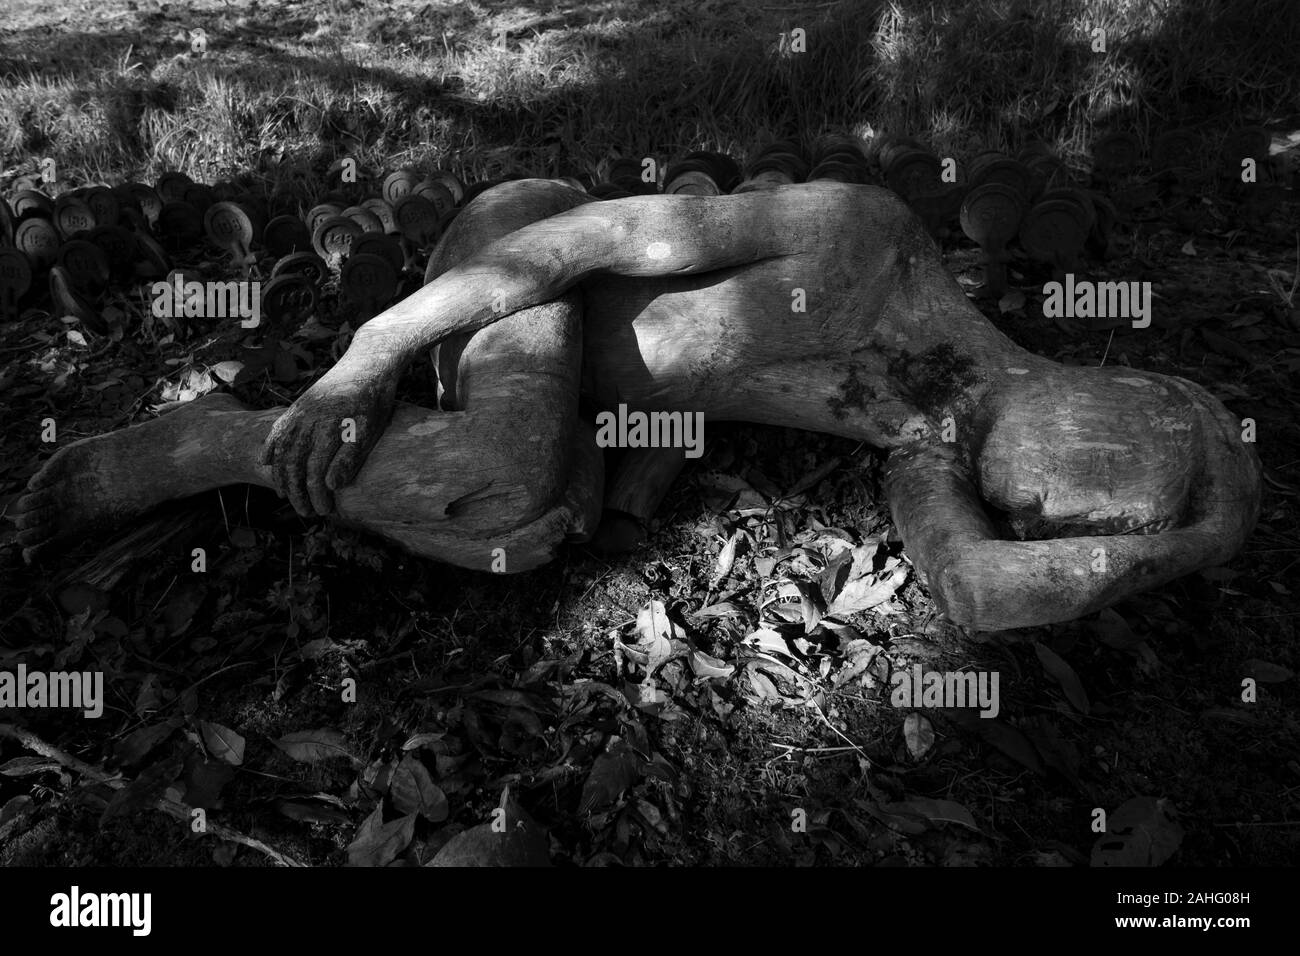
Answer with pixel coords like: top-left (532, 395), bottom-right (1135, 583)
top-left (1092, 797), bottom-right (1184, 867)
top-left (1243, 659), bottom-right (1293, 683)
top-left (346, 805), bottom-right (417, 867)
top-left (1034, 643), bottom-right (1091, 715)
top-left (199, 720), bottom-right (245, 766)
top-left (616, 600), bottom-right (680, 673)
top-left (903, 712), bottom-right (934, 759)
top-left (389, 755), bottom-right (449, 823)
top-left (427, 791), bottom-right (550, 867)
top-left (274, 729), bottom-right (357, 766)
top-left (579, 737), bottom-right (640, 814)
top-left (689, 648), bottom-right (734, 680)
top-left (857, 794), bottom-right (980, 836)
top-left (710, 531), bottom-right (740, 589)
top-left (822, 539), bottom-right (909, 619)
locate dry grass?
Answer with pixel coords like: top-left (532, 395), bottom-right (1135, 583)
top-left (1, 0), bottom-right (1296, 192)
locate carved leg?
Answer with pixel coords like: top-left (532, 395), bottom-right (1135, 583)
top-left (11, 364), bottom-right (602, 572)
top-left (14, 181), bottom-right (605, 572)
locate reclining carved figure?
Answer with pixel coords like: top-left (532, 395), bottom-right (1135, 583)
top-left (12, 180), bottom-right (1261, 630)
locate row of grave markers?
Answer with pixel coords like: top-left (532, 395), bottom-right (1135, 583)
top-left (0, 125), bottom-right (1286, 331)
top-left (0, 166), bottom-right (472, 330)
top-left (582, 126), bottom-right (1285, 296)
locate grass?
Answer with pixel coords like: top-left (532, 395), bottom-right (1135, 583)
top-left (2, 0), bottom-right (1298, 193)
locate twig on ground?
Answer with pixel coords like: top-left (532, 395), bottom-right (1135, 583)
top-left (0, 723), bottom-right (305, 867)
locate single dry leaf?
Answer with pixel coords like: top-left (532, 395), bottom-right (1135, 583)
top-left (903, 712), bottom-right (934, 759)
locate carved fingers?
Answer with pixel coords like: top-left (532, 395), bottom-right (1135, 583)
top-left (259, 373), bottom-right (395, 517)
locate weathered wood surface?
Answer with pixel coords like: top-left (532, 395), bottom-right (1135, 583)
top-left (16, 180), bottom-right (1261, 629)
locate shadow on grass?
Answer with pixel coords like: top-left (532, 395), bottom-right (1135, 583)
top-left (1, 0), bottom-right (1297, 184)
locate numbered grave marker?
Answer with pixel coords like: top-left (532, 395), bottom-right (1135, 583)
top-left (11, 189), bottom-right (54, 221)
top-left (600, 157), bottom-right (644, 184)
top-left (878, 136), bottom-right (926, 171)
top-left (54, 196), bottom-right (97, 239)
top-left (0, 249), bottom-right (33, 319)
top-left (1036, 188), bottom-right (1097, 231)
top-left (15, 217), bottom-right (60, 269)
top-left (382, 170), bottom-right (420, 205)
top-left (907, 183), bottom-right (965, 238)
top-left (342, 252), bottom-right (399, 322)
top-left (156, 171), bottom-right (195, 203)
top-left (967, 156), bottom-right (1034, 199)
top-left (263, 215), bottom-right (312, 257)
top-left (232, 194), bottom-right (269, 238)
top-left (85, 225), bottom-right (137, 277)
top-left (392, 195), bottom-right (441, 245)
top-left (204, 201), bottom-right (255, 266)
top-left (816, 151), bottom-right (871, 177)
top-left (57, 239), bottom-right (111, 292)
top-left (312, 215), bottom-right (363, 261)
top-left (969, 146), bottom-right (1006, 165)
top-left (156, 201), bottom-right (204, 249)
top-left (82, 188), bottom-right (120, 231)
top-left (261, 273), bottom-right (319, 325)
top-left (307, 203), bottom-right (343, 236)
top-left (664, 167), bottom-right (720, 196)
top-left (961, 183), bottom-right (1027, 243)
top-left (361, 198), bottom-right (398, 233)
top-left (116, 205), bottom-right (148, 234)
top-left (755, 139), bottom-right (806, 156)
top-left (749, 151), bottom-right (809, 182)
top-left (183, 183), bottom-right (217, 217)
top-left (428, 169), bottom-right (465, 206)
top-left (960, 183), bottom-right (1027, 297)
top-left (1019, 199), bottom-right (1090, 272)
top-left (764, 138), bottom-right (804, 155)
top-left (679, 151), bottom-right (742, 192)
top-left (808, 159), bottom-right (866, 184)
top-left (1021, 154), bottom-right (1066, 195)
top-left (812, 136), bottom-right (865, 165)
top-left (121, 183), bottom-right (163, 225)
top-left (270, 251), bottom-right (329, 287)
top-left (884, 148), bottom-right (942, 200)
top-left (734, 169), bottom-right (796, 193)
top-left (342, 205), bottom-right (386, 234)
top-left (351, 233), bottom-right (405, 274)
top-left (665, 157), bottom-right (724, 195)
